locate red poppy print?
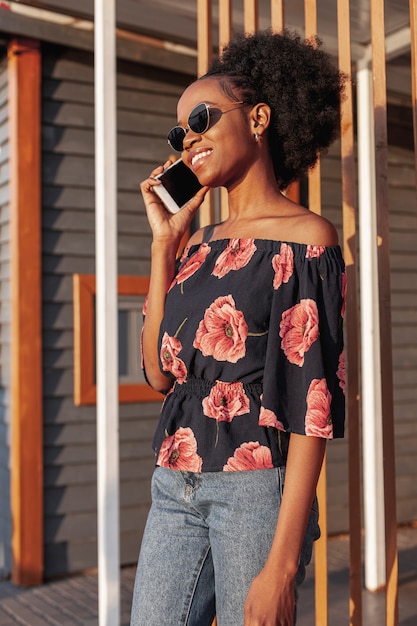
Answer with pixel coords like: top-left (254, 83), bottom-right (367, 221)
top-left (337, 350), bottom-right (346, 395)
top-left (160, 332), bottom-right (187, 383)
top-left (157, 427), bottom-right (203, 471)
top-left (272, 243), bottom-right (294, 290)
top-left (306, 245), bottom-right (326, 260)
top-left (193, 295), bottom-right (248, 363)
top-left (341, 271), bottom-right (347, 318)
top-left (179, 245), bottom-right (191, 263)
top-left (177, 243), bottom-right (211, 284)
top-left (202, 381), bottom-right (250, 423)
top-left (223, 441), bottom-right (274, 471)
top-left (259, 406), bottom-right (286, 431)
top-left (212, 239), bottom-right (257, 278)
top-left (279, 299), bottom-right (319, 366)
top-left (305, 378), bottom-right (333, 438)
top-left (142, 294), bottom-right (149, 316)
top-left (170, 243), bottom-right (211, 291)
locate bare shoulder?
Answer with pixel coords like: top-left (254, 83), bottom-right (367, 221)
top-left (302, 212), bottom-right (339, 246)
top-left (269, 204), bottom-right (339, 246)
top-left (259, 197), bottom-right (339, 246)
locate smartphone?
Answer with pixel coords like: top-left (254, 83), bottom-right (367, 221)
top-left (154, 158), bottom-right (203, 214)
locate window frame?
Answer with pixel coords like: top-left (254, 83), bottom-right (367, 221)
top-left (73, 273), bottom-right (163, 405)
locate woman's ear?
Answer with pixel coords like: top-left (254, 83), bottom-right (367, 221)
top-left (250, 103), bottom-right (271, 136)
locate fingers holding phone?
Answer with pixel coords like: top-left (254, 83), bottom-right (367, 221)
top-left (153, 159), bottom-right (204, 214)
top-left (139, 158), bottom-right (173, 204)
top-left (140, 158), bottom-right (209, 241)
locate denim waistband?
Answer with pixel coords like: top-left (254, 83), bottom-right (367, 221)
top-left (173, 376), bottom-right (263, 399)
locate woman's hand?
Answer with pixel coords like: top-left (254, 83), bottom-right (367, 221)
top-left (140, 158), bottom-right (209, 245)
top-left (244, 565), bottom-right (296, 626)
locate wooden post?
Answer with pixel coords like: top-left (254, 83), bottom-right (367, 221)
top-left (315, 454), bottom-right (328, 626)
top-left (305, 0), bottom-right (322, 217)
top-left (244, 0), bottom-right (259, 33)
top-left (8, 37), bottom-right (43, 586)
top-left (197, 0), bottom-right (214, 227)
top-left (303, 2), bottom-right (328, 624)
top-left (218, 0), bottom-right (232, 52)
top-left (410, 0), bottom-right (417, 184)
top-left (271, 0), bottom-right (285, 32)
top-left (370, 1), bottom-right (399, 624)
top-left (218, 0), bottom-right (232, 221)
top-left (337, 1), bottom-right (363, 623)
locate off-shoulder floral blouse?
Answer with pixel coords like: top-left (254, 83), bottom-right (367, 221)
top-left (144, 235), bottom-right (346, 473)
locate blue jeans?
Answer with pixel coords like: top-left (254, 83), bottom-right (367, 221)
top-left (130, 466), bottom-right (319, 626)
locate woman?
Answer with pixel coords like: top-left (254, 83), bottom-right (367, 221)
top-left (131, 29), bottom-right (346, 626)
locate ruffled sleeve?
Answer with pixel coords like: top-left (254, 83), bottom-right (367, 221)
top-left (260, 244), bottom-right (346, 439)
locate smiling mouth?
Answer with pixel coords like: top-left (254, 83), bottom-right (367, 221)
top-left (191, 150), bottom-right (212, 167)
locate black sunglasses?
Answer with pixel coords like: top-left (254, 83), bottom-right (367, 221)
top-left (167, 101), bottom-right (245, 152)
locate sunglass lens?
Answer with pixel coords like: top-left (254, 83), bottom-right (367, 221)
top-left (168, 127), bottom-right (186, 152)
top-left (167, 104), bottom-right (210, 152)
top-left (188, 103), bottom-right (209, 134)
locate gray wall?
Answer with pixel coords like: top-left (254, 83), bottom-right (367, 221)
top-left (42, 44), bottom-right (190, 576)
top-left (0, 54), bottom-right (11, 578)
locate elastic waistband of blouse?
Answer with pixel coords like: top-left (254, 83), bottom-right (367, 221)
top-left (173, 376), bottom-right (263, 399)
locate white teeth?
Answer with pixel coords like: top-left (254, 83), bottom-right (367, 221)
top-left (191, 150), bottom-right (212, 166)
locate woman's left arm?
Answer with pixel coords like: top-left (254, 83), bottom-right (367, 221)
top-left (244, 433), bottom-right (326, 626)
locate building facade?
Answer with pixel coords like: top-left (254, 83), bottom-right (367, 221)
top-left (0, 0), bottom-right (416, 584)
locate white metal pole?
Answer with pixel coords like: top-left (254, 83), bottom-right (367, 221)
top-left (356, 58), bottom-right (386, 591)
top-left (94, 0), bottom-right (120, 624)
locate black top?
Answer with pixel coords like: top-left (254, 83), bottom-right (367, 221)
top-left (144, 236), bottom-right (346, 473)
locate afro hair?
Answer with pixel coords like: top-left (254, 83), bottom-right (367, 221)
top-left (204, 29), bottom-right (345, 189)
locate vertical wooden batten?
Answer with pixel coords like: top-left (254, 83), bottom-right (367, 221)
top-left (218, 0), bottom-right (232, 51)
top-left (370, 1), bottom-right (399, 624)
top-left (305, 0), bottom-right (322, 217)
top-left (244, 0), bottom-right (259, 33)
top-left (410, 0), bottom-right (417, 183)
top-left (218, 0), bottom-right (232, 221)
top-left (303, 3), bottom-right (328, 624)
top-left (337, 1), bottom-right (363, 623)
top-left (197, 0), bottom-right (214, 227)
top-left (8, 38), bottom-right (43, 586)
top-left (271, 0), bottom-right (285, 33)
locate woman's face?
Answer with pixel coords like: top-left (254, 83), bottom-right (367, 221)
top-left (175, 77), bottom-right (256, 189)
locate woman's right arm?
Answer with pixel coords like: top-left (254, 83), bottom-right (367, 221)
top-left (140, 161), bottom-right (208, 392)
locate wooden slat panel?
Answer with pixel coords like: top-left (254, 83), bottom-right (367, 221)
top-left (304, 2), bottom-right (328, 624)
top-left (244, 0), bottom-right (259, 33)
top-left (315, 454), bottom-right (328, 626)
top-left (305, 0), bottom-right (322, 217)
top-left (370, 1), bottom-right (399, 624)
top-left (337, 2), bottom-right (363, 625)
top-left (271, 0), bottom-right (285, 32)
top-left (9, 37), bottom-right (43, 586)
top-left (410, 0), bottom-right (417, 185)
top-left (218, 0), bottom-right (232, 53)
top-left (197, 0), bottom-right (212, 78)
top-left (218, 1), bottom-right (231, 222)
top-left (197, 0), bottom-right (214, 227)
